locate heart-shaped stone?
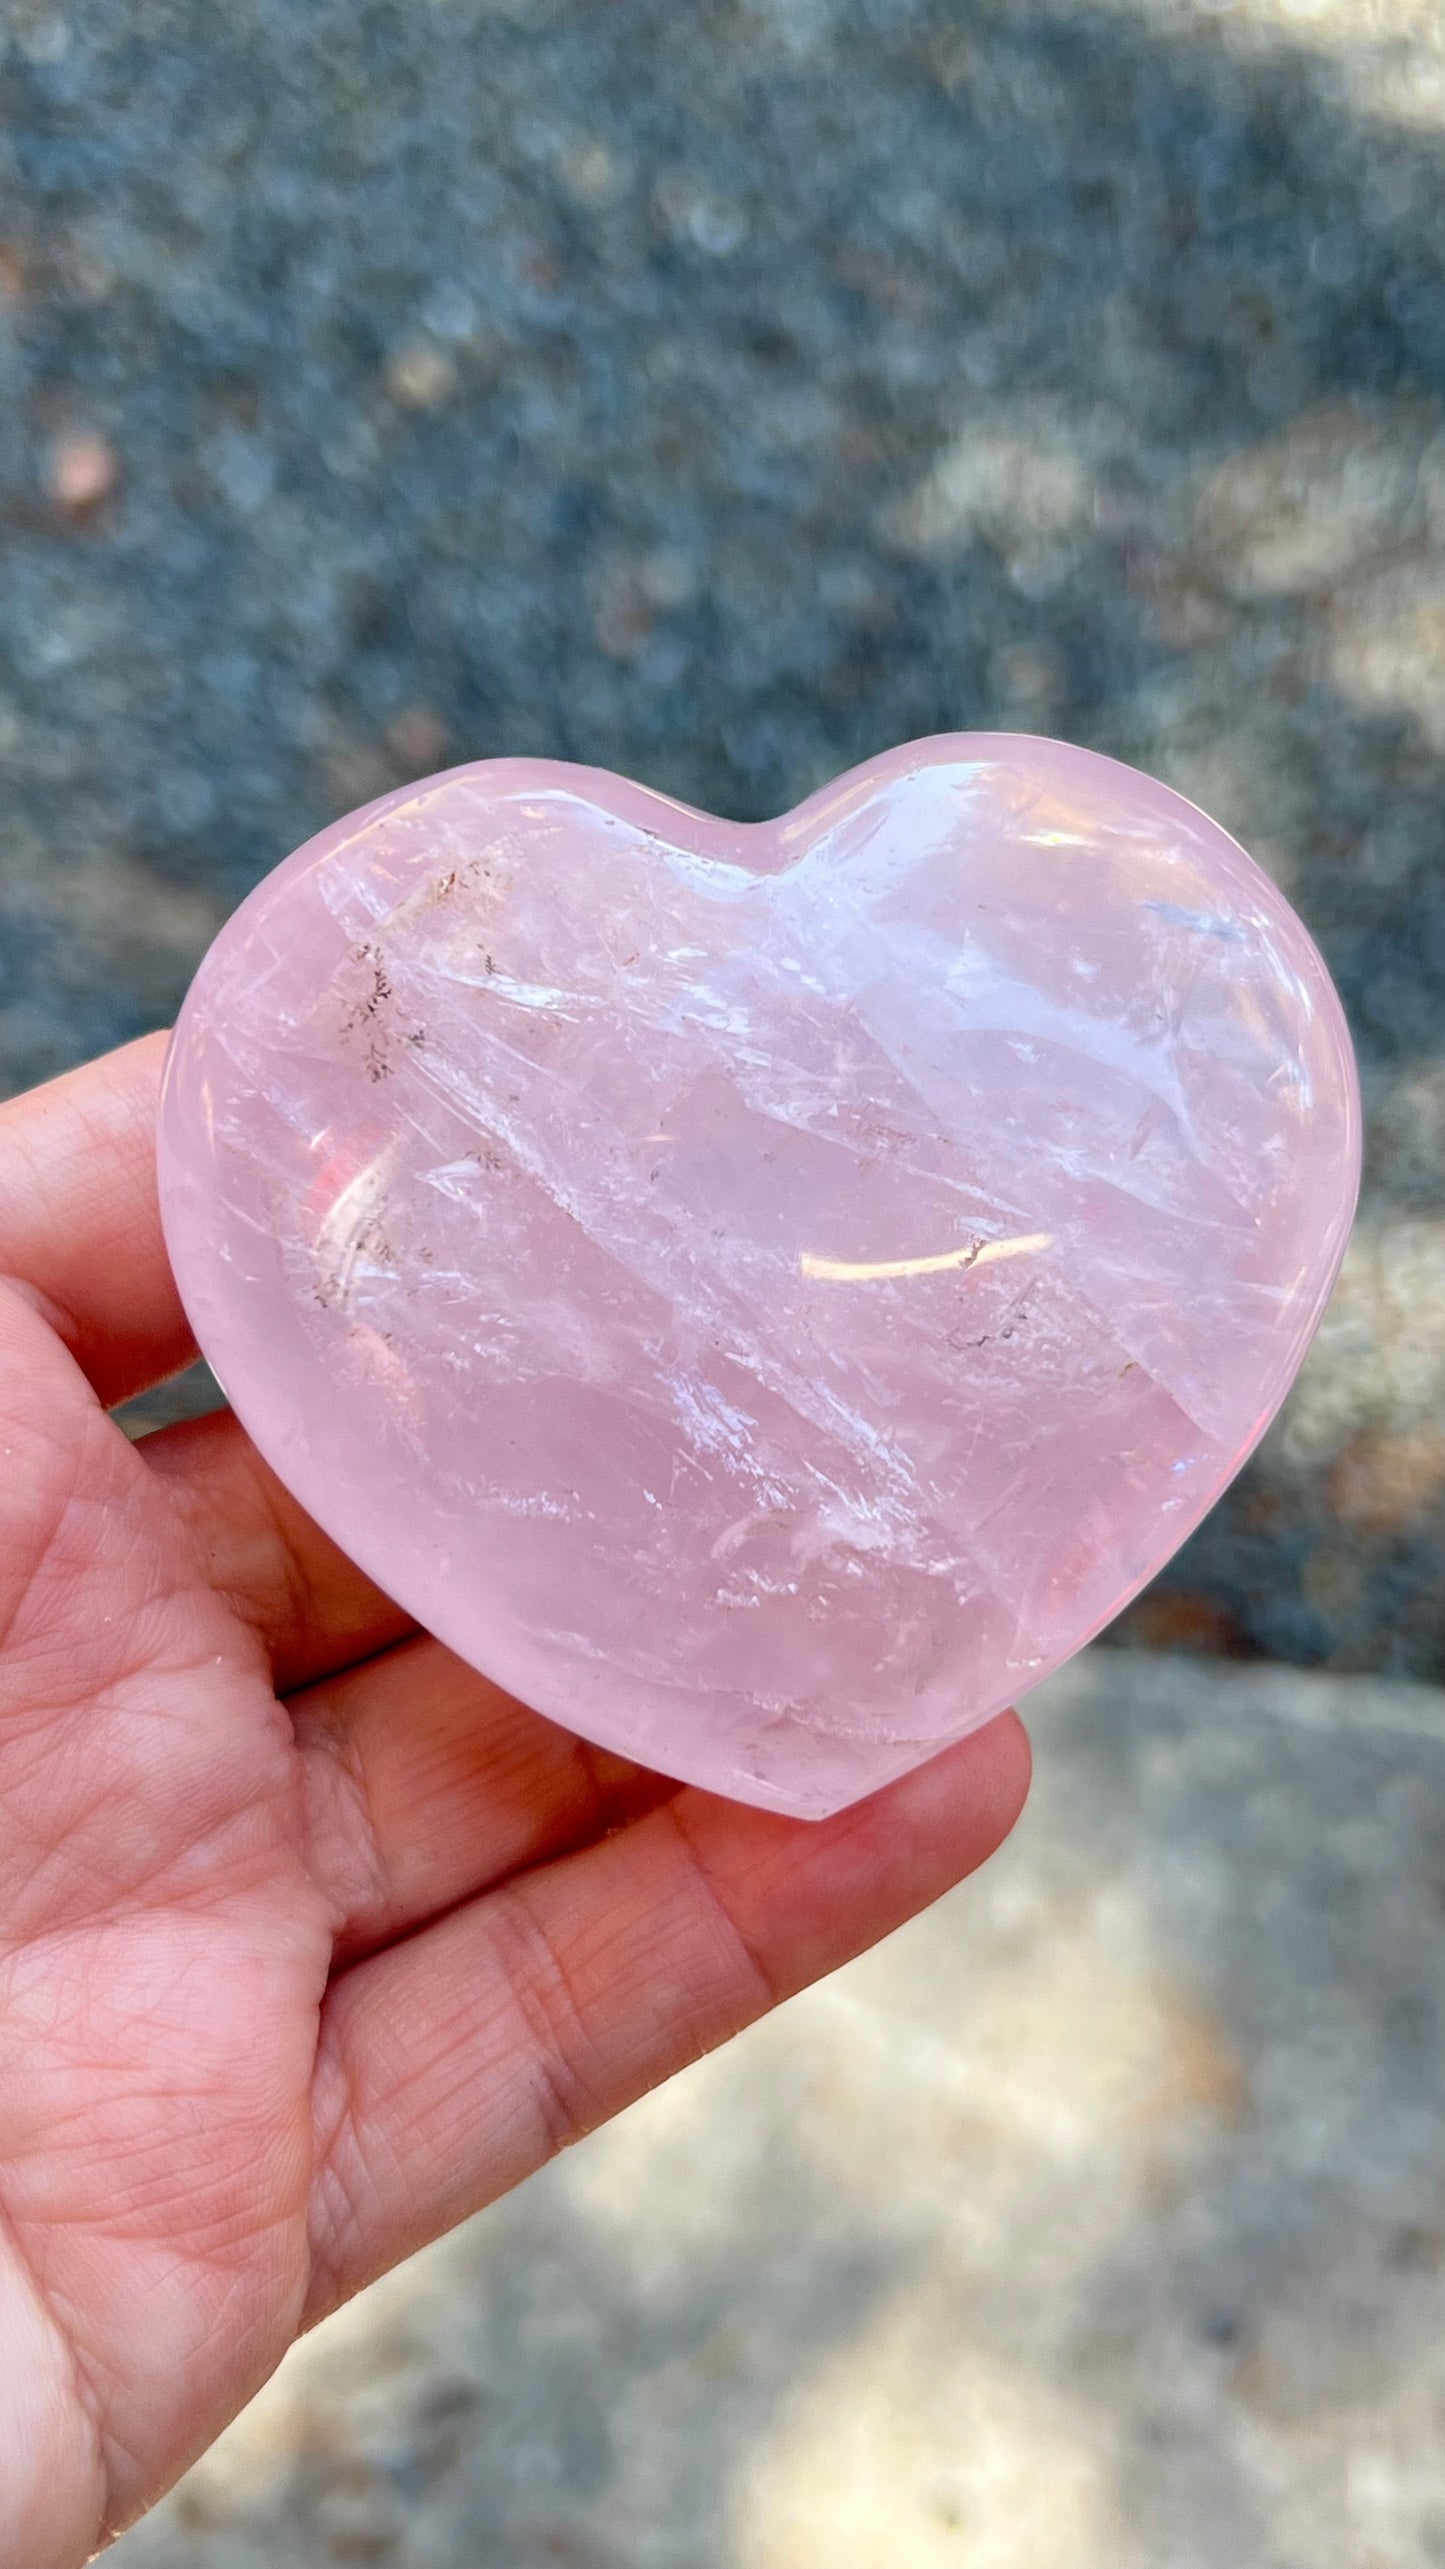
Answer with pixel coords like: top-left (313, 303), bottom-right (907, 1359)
top-left (158, 736), bottom-right (1359, 1816)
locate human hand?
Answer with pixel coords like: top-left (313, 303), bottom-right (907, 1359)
top-left (0, 1034), bottom-right (1030, 2563)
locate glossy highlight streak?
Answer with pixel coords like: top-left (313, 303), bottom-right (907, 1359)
top-left (798, 1232), bottom-right (1053, 1284)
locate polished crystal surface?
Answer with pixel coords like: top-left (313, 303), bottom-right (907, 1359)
top-left (157, 736), bottom-right (1360, 1816)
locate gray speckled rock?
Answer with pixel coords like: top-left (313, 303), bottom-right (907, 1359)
top-left (117, 1650), bottom-right (1445, 2569)
top-left (2, 0), bottom-right (1442, 1666)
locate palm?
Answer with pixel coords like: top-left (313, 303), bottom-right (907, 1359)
top-left (0, 1038), bottom-right (1028, 2565)
top-left (0, 1344), bottom-right (331, 2557)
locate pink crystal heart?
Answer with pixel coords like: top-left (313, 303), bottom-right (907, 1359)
top-left (158, 735), bottom-right (1359, 1816)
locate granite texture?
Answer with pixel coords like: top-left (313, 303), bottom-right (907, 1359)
top-left (115, 1649), bottom-right (1445, 2569)
top-left (2, 0), bottom-right (1443, 1676)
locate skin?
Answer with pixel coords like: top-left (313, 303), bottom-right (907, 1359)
top-left (0, 1032), bottom-right (1031, 2562)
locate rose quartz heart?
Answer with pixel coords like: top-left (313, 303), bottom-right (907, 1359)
top-left (157, 735), bottom-right (1359, 1816)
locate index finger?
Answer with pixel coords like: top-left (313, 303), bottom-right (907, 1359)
top-left (0, 1033), bottom-right (195, 1405)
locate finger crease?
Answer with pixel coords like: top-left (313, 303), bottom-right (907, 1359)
top-left (659, 1799), bottom-right (785, 2012)
top-left (488, 1888), bottom-right (613, 2160)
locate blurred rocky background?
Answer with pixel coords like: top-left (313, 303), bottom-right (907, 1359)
top-left (6, 0), bottom-right (1445, 2558)
top-left (2, 0), bottom-right (1442, 1675)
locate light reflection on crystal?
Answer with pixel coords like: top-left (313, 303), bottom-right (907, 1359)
top-left (798, 1233), bottom-right (1052, 1284)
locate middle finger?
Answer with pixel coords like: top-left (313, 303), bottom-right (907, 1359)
top-left (292, 1634), bottom-right (680, 1960)
top-left (138, 1405), bottom-right (414, 1686)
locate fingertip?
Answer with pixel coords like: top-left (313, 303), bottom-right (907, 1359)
top-left (0, 1033), bottom-right (195, 1405)
top-left (931, 1703), bottom-right (1033, 1860)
